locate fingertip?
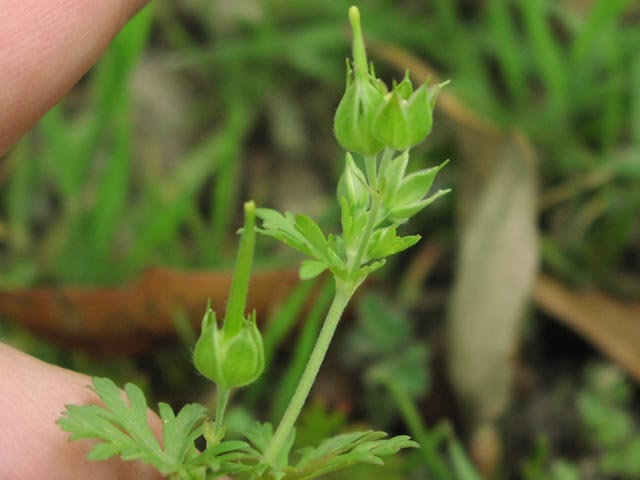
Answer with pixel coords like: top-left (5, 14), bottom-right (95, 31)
top-left (0, 0), bottom-right (152, 155)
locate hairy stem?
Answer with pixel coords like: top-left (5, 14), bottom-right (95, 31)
top-left (263, 280), bottom-right (355, 465)
top-left (215, 386), bottom-right (231, 431)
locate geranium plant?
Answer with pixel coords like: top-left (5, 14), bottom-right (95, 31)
top-left (58, 6), bottom-right (448, 479)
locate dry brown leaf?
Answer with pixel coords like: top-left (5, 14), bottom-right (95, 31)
top-left (535, 274), bottom-right (640, 382)
top-left (0, 268), bottom-right (299, 354)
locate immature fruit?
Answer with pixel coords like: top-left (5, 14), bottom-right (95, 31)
top-left (373, 83), bottom-right (433, 151)
top-left (193, 306), bottom-right (265, 389)
top-left (334, 8), bottom-right (443, 154)
top-left (334, 65), bottom-right (386, 155)
top-left (333, 6), bottom-right (386, 156)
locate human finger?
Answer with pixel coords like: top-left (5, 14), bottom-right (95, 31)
top-left (0, 0), bottom-right (150, 155)
top-left (0, 343), bottom-right (163, 480)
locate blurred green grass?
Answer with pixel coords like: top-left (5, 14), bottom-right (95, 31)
top-left (1, 0), bottom-right (638, 291)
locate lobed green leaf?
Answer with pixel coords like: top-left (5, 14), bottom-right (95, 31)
top-left (366, 226), bottom-right (421, 261)
top-left (300, 260), bottom-right (328, 280)
top-left (381, 151), bottom-right (409, 203)
top-left (292, 430), bottom-right (417, 479)
top-left (58, 377), bottom-right (208, 476)
top-left (388, 188), bottom-right (450, 224)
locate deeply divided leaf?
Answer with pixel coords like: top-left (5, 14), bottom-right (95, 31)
top-left (58, 377), bottom-right (209, 476)
top-left (292, 430), bottom-right (418, 479)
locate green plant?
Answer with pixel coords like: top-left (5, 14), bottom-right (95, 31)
top-left (58, 7), bottom-right (447, 478)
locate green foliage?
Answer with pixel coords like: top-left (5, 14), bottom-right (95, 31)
top-left (291, 431), bottom-right (417, 480)
top-left (59, 379), bottom-right (414, 480)
top-left (257, 7), bottom-right (447, 294)
top-left (252, 8), bottom-right (447, 467)
top-left (2, 8), bottom-right (155, 285)
top-left (382, 159), bottom-right (449, 224)
top-left (548, 461), bottom-right (581, 480)
top-left (0, 5), bottom-right (258, 287)
top-left (292, 404), bottom-right (409, 480)
top-left (58, 377), bottom-right (249, 479)
top-left (242, 421), bottom-right (417, 480)
top-left (257, 145), bottom-right (447, 285)
top-left (256, 208), bottom-right (352, 281)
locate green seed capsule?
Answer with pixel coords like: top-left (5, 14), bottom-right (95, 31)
top-left (193, 306), bottom-right (265, 389)
top-left (193, 201), bottom-right (265, 390)
top-left (334, 67), bottom-right (386, 156)
top-left (333, 7), bottom-right (386, 155)
top-left (373, 84), bottom-right (433, 151)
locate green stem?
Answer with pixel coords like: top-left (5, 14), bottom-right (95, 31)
top-left (263, 280), bottom-right (355, 465)
top-left (215, 386), bottom-right (231, 431)
top-left (224, 201), bottom-right (256, 337)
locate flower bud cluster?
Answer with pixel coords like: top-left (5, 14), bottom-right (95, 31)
top-left (334, 7), bottom-right (443, 155)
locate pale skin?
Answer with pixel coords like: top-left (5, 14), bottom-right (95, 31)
top-left (0, 0), bottom-right (149, 155)
top-left (0, 0), bottom-right (163, 478)
top-left (0, 343), bottom-right (164, 479)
